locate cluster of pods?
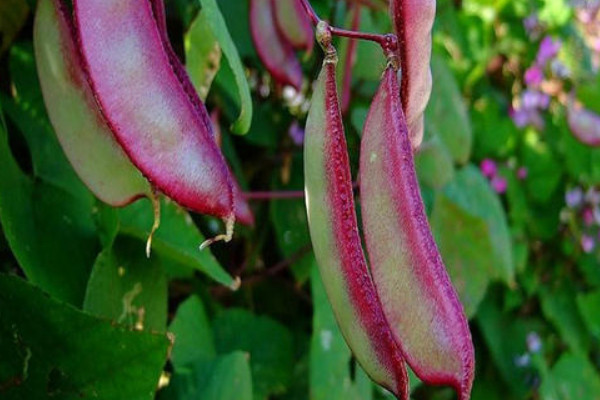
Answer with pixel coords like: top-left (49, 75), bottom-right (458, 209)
top-left (35, 0), bottom-right (474, 397)
top-left (303, 2), bottom-right (475, 400)
top-left (34, 0), bottom-right (254, 251)
top-left (249, 0), bottom-right (313, 91)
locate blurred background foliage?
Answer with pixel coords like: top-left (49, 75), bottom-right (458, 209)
top-left (1, 0), bottom-right (600, 399)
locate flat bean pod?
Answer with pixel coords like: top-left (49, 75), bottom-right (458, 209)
top-left (34, 0), bottom-right (150, 207)
top-left (304, 35), bottom-right (408, 399)
top-left (360, 66), bottom-right (474, 400)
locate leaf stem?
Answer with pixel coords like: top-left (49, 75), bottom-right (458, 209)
top-left (298, 0), bottom-right (397, 52)
top-left (243, 191), bottom-right (305, 200)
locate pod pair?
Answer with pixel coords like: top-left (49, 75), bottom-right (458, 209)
top-left (304, 30), bottom-right (474, 400)
top-left (249, 0), bottom-right (313, 90)
top-left (34, 0), bottom-right (253, 229)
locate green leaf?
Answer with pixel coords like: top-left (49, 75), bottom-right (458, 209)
top-left (197, 0), bottom-right (252, 134)
top-left (270, 155), bottom-right (313, 283)
top-left (540, 282), bottom-right (590, 354)
top-left (83, 236), bottom-right (168, 332)
top-left (6, 43), bottom-right (91, 198)
top-left (0, 274), bottom-right (169, 399)
top-left (431, 192), bottom-right (494, 317)
top-left (0, 0), bottom-right (29, 54)
top-left (169, 296), bottom-right (216, 369)
top-left (415, 134), bottom-right (455, 189)
top-left (159, 351), bottom-right (253, 400)
top-left (353, 9), bottom-right (388, 82)
top-left (309, 266), bottom-right (373, 400)
top-left (0, 101), bottom-right (99, 305)
top-left (118, 198), bottom-right (236, 287)
top-left (539, 353), bottom-right (600, 400)
top-left (212, 309), bottom-right (294, 400)
top-left (577, 290), bottom-right (600, 340)
top-left (522, 134), bottom-right (562, 204)
top-left (185, 10), bottom-right (221, 101)
top-left (426, 54), bottom-right (473, 164)
top-left (441, 165), bottom-right (515, 285)
top-left (476, 291), bottom-right (545, 398)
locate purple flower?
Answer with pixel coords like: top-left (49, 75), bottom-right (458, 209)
top-left (537, 36), bottom-right (562, 65)
top-left (566, 187), bottom-right (584, 208)
top-left (288, 121), bottom-right (305, 146)
top-left (523, 14), bottom-right (541, 39)
top-left (480, 159), bottom-right (497, 178)
top-left (517, 167), bottom-right (528, 180)
top-left (585, 187), bottom-right (600, 205)
top-left (510, 107), bottom-right (545, 129)
top-left (527, 332), bottom-right (542, 353)
top-left (524, 65), bottom-right (544, 86)
top-left (522, 90), bottom-right (550, 110)
top-left (514, 353), bottom-right (531, 367)
top-left (581, 234), bottom-right (595, 253)
top-left (491, 176), bottom-right (508, 194)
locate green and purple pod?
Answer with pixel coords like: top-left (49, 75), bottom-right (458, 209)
top-left (249, 0), bottom-right (304, 90)
top-left (74, 0), bottom-right (234, 221)
top-left (34, 0), bottom-right (151, 207)
top-left (567, 101), bottom-right (600, 147)
top-left (360, 66), bottom-right (474, 399)
top-left (150, 0), bottom-right (254, 226)
top-left (304, 32), bottom-right (409, 399)
top-left (273, 0), bottom-right (314, 53)
top-left (389, 0), bottom-right (436, 150)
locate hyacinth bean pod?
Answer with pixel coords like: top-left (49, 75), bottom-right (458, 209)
top-left (304, 32), bottom-right (408, 399)
top-left (34, 0), bottom-right (150, 207)
top-left (273, 0), bottom-right (314, 52)
top-left (249, 0), bottom-right (303, 90)
top-left (74, 0), bottom-right (234, 220)
top-left (360, 66), bottom-right (474, 399)
top-left (149, 0), bottom-right (254, 226)
top-left (389, 0), bottom-right (436, 150)
top-left (567, 102), bottom-right (600, 147)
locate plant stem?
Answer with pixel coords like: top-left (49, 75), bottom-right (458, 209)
top-left (243, 191), bottom-right (305, 200)
top-left (299, 0), bottom-right (397, 51)
top-left (243, 181), bottom-right (360, 201)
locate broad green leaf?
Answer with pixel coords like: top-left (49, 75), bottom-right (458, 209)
top-left (158, 351), bottom-right (253, 400)
top-left (169, 296), bottom-right (216, 369)
top-left (270, 159), bottom-right (313, 283)
top-left (0, 100), bottom-right (98, 305)
top-left (540, 282), bottom-right (590, 355)
top-left (415, 133), bottom-right (456, 189)
top-left (522, 134), bottom-right (562, 205)
top-left (6, 43), bottom-right (91, 198)
top-left (539, 353), bottom-right (600, 400)
top-left (185, 10), bottom-right (222, 101)
top-left (309, 266), bottom-right (373, 400)
top-left (577, 290), bottom-right (600, 339)
top-left (0, 274), bottom-right (169, 399)
top-left (442, 165), bottom-right (514, 285)
top-left (477, 291), bottom-right (545, 398)
top-left (212, 309), bottom-right (294, 400)
top-left (83, 236), bottom-right (168, 332)
top-left (470, 94), bottom-right (519, 159)
top-left (353, 9), bottom-right (388, 82)
top-left (432, 193), bottom-right (493, 317)
top-left (426, 54), bottom-right (473, 164)
top-left (118, 198), bottom-right (236, 287)
top-left (0, 0), bottom-right (28, 54)
top-left (197, 0), bottom-right (252, 134)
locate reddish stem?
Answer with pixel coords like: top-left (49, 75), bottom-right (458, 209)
top-left (243, 191), bottom-right (305, 200)
top-left (298, 0), bottom-right (397, 51)
top-left (244, 181), bottom-right (359, 201)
